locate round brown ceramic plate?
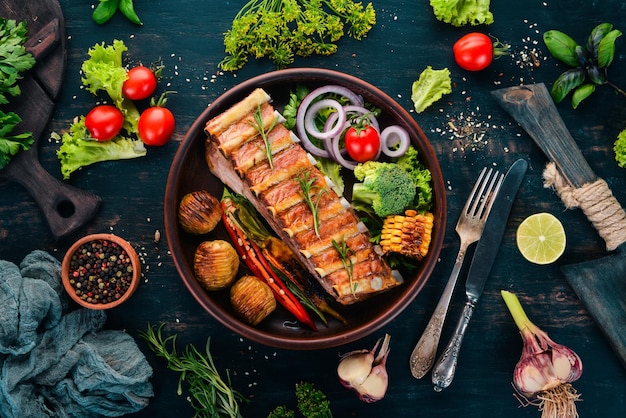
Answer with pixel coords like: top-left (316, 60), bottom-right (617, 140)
top-left (164, 68), bottom-right (446, 350)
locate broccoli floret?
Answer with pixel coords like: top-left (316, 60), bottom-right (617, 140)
top-left (351, 161), bottom-right (416, 218)
top-left (395, 146), bottom-right (433, 212)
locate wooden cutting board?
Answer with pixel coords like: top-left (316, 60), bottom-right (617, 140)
top-left (0, 0), bottom-right (101, 241)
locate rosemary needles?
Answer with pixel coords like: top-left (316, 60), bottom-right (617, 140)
top-left (139, 323), bottom-right (246, 418)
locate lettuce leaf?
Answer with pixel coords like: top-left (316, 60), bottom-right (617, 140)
top-left (81, 40), bottom-right (140, 134)
top-left (430, 0), bottom-right (494, 27)
top-left (411, 66), bottom-right (452, 113)
top-left (56, 117), bottom-right (146, 179)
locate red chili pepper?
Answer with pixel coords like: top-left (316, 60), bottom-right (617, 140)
top-left (221, 198), bottom-right (317, 331)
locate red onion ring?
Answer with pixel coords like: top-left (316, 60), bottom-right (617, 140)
top-left (296, 85), bottom-right (364, 158)
top-left (380, 125), bottom-right (410, 157)
top-left (325, 131), bottom-right (356, 171)
top-left (343, 105), bottom-right (380, 132)
top-left (304, 99), bottom-right (346, 140)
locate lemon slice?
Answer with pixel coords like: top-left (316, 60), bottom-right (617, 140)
top-left (516, 213), bottom-right (566, 265)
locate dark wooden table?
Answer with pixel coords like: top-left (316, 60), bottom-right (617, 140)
top-left (1, 0), bottom-right (625, 416)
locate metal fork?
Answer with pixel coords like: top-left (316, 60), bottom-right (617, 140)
top-left (409, 167), bottom-right (502, 379)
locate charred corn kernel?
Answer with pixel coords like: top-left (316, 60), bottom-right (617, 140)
top-left (380, 210), bottom-right (434, 260)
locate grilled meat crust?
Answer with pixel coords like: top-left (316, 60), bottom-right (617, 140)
top-left (204, 88), bottom-right (402, 305)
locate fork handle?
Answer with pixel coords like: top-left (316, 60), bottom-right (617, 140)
top-left (431, 298), bottom-right (476, 392)
top-left (409, 241), bottom-right (469, 379)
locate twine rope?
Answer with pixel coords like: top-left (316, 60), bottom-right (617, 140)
top-left (543, 162), bottom-right (626, 251)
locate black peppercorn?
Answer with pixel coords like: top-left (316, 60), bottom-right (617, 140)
top-left (67, 238), bottom-right (134, 305)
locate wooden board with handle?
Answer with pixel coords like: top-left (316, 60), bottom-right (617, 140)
top-left (0, 0), bottom-right (101, 241)
top-left (492, 83), bottom-right (626, 369)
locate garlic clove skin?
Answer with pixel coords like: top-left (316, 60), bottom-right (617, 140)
top-left (356, 351), bottom-right (390, 403)
top-left (551, 342), bottom-right (583, 383)
top-left (337, 350), bottom-right (374, 388)
top-left (337, 334), bottom-right (391, 403)
top-left (512, 329), bottom-right (583, 397)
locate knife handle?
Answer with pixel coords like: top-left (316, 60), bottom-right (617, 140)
top-left (409, 240), bottom-right (469, 379)
top-left (431, 299), bottom-right (476, 391)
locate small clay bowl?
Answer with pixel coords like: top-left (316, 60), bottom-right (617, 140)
top-left (62, 233), bottom-right (140, 310)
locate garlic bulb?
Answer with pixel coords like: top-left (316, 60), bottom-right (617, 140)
top-left (337, 333), bottom-right (391, 403)
top-left (501, 290), bottom-right (582, 418)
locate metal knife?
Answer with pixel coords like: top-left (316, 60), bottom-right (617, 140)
top-left (431, 158), bottom-right (528, 391)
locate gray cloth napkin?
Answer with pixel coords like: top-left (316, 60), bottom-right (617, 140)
top-left (0, 250), bottom-right (153, 417)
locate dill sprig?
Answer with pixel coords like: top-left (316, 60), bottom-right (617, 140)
top-left (138, 323), bottom-right (246, 418)
top-left (219, 0), bottom-right (376, 71)
top-left (332, 237), bottom-right (356, 295)
top-left (296, 171), bottom-right (326, 237)
top-left (250, 105), bottom-right (276, 169)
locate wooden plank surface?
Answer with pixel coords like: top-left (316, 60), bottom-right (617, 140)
top-left (1, 0), bottom-right (625, 417)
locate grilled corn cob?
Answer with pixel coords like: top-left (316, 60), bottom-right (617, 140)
top-left (380, 210), bottom-right (434, 260)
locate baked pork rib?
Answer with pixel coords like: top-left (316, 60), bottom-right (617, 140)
top-left (204, 88), bottom-right (403, 305)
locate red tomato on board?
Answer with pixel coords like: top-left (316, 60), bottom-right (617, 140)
top-left (453, 33), bottom-right (494, 71)
top-left (138, 106), bottom-right (175, 146)
top-left (84, 105), bottom-right (124, 141)
top-left (122, 66), bottom-right (157, 100)
top-left (344, 124), bottom-right (380, 163)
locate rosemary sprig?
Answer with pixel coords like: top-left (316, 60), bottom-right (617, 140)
top-left (296, 171), bottom-right (326, 237)
top-left (138, 323), bottom-right (246, 418)
top-left (332, 237), bottom-right (356, 296)
top-left (250, 104), bottom-right (276, 169)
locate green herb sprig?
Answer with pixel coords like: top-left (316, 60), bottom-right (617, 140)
top-left (543, 22), bottom-right (624, 108)
top-left (268, 381), bottom-right (333, 418)
top-left (296, 170), bottom-right (327, 237)
top-left (139, 323), bottom-right (246, 418)
top-left (250, 105), bottom-right (277, 169)
top-left (93, 0), bottom-right (143, 25)
top-left (332, 237), bottom-right (356, 295)
top-left (219, 0), bottom-right (376, 71)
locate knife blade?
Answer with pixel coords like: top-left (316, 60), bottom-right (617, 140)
top-left (432, 158), bottom-right (528, 391)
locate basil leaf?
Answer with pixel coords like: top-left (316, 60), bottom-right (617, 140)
top-left (571, 84), bottom-right (596, 109)
top-left (543, 30), bottom-right (580, 67)
top-left (574, 45), bottom-right (589, 66)
top-left (92, 0), bottom-right (119, 25)
top-left (587, 65), bottom-right (606, 85)
top-left (550, 68), bottom-right (585, 103)
top-left (119, 0), bottom-right (143, 25)
top-left (597, 29), bottom-right (622, 68)
top-left (586, 22), bottom-right (613, 59)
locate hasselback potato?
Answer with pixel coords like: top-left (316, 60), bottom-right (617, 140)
top-left (230, 275), bottom-right (276, 325)
top-left (194, 240), bottom-right (239, 290)
top-left (178, 190), bottom-right (223, 234)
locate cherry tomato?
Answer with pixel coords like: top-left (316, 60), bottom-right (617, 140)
top-left (138, 106), bottom-right (175, 146)
top-left (344, 124), bottom-right (380, 163)
top-left (84, 105), bottom-right (124, 141)
top-left (453, 32), bottom-right (494, 71)
top-left (122, 66), bottom-right (157, 100)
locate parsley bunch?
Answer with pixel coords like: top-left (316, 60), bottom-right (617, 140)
top-left (0, 18), bottom-right (35, 105)
top-left (1, 18), bottom-right (36, 169)
top-left (0, 110), bottom-right (33, 169)
top-left (219, 0), bottom-right (376, 71)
